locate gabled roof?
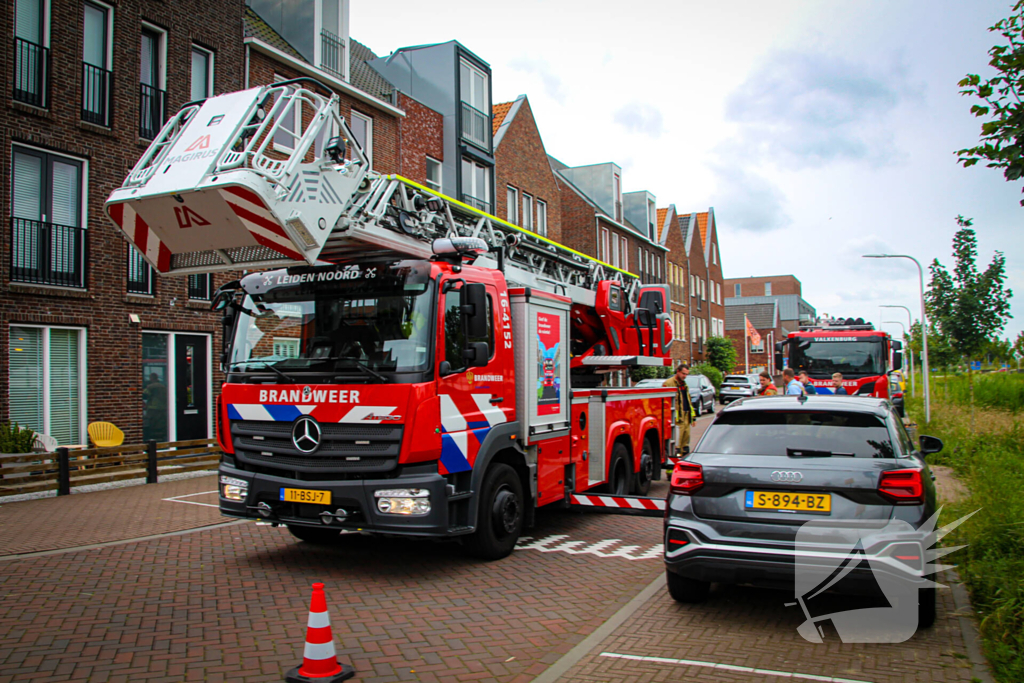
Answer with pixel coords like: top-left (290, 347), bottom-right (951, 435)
top-left (493, 101), bottom-right (513, 136)
top-left (725, 301), bottom-right (779, 331)
top-left (243, 8), bottom-right (393, 103)
top-left (696, 211), bottom-right (709, 249)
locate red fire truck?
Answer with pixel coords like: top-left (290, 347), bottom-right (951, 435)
top-left (774, 318), bottom-right (904, 397)
top-left (104, 79), bottom-right (675, 559)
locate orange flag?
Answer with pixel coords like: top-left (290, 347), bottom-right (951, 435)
top-left (746, 317), bottom-right (762, 346)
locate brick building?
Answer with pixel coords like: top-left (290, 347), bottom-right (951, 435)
top-left (2, 0), bottom-right (247, 445)
top-left (723, 274), bottom-right (816, 372)
top-left (491, 95), bottom-right (560, 242)
top-left (655, 205), bottom-right (688, 363)
top-left (724, 301), bottom-right (782, 374)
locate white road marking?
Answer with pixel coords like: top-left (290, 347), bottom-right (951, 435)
top-left (516, 534), bottom-right (662, 561)
top-left (599, 652), bottom-right (874, 683)
top-left (162, 490), bottom-right (220, 508)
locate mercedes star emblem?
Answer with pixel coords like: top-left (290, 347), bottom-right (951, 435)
top-left (291, 416), bottom-right (322, 454)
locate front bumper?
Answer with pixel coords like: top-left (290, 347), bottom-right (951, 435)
top-left (218, 463), bottom-right (455, 537)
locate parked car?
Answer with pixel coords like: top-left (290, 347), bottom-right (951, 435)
top-left (664, 395), bottom-right (942, 629)
top-left (685, 374), bottom-right (716, 416)
top-left (634, 378), bottom-right (668, 388)
top-left (889, 372), bottom-right (906, 418)
top-left (719, 374), bottom-right (760, 404)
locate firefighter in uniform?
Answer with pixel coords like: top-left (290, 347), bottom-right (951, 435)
top-left (664, 362), bottom-right (695, 456)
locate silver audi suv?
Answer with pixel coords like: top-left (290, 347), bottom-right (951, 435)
top-left (664, 395), bottom-right (943, 630)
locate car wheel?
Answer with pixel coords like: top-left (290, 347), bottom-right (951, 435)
top-left (633, 438), bottom-right (655, 496)
top-left (464, 464), bottom-right (523, 561)
top-left (286, 525), bottom-right (341, 544)
top-left (666, 570), bottom-right (710, 603)
top-left (694, 400), bottom-right (702, 417)
top-left (918, 586), bottom-right (936, 629)
top-left (604, 442), bottom-right (631, 496)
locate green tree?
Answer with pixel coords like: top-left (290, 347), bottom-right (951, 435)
top-left (926, 216), bottom-right (1013, 421)
top-left (705, 335), bottom-right (738, 377)
top-left (957, 1), bottom-right (1024, 206)
top-left (1014, 331), bottom-right (1024, 361)
top-left (691, 363), bottom-right (724, 391)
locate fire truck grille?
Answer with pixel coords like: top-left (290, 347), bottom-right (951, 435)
top-left (230, 420), bottom-right (403, 474)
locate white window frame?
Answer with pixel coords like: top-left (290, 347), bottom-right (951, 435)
top-left (734, 283), bottom-right (741, 297)
top-left (140, 21), bottom-right (167, 90)
top-left (83, 0), bottom-right (114, 70)
top-left (600, 227), bottom-right (610, 262)
top-left (349, 110), bottom-right (373, 167)
top-left (522, 193), bottom-right (533, 232)
top-left (765, 282), bottom-right (772, 296)
top-left (190, 44), bottom-right (214, 100)
top-left (461, 157), bottom-right (490, 211)
top-left (459, 58), bottom-right (490, 148)
top-left (425, 156), bottom-right (442, 192)
top-left (15, 0), bottom-right (52, 48)
top-left (536, 199), bottom-right (547, 237)
top-left (313, 0), bottom-right (350, 81)
top-left (142, 331), bottom-right (213, 441)
top-left (273, 337), bottom-right (300, 358)
top-left (506, 186), bottom-right (518, 224)
top-left (8, 324), bottom-right (88, 444)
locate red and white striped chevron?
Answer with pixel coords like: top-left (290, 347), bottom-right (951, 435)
top-left (106, 202), bottom-right (172, 273)
top-left (569, 493), bottom-right (666, 512)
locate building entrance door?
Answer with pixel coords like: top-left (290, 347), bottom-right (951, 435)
top-left (174, 335), bottom-right (208, 440)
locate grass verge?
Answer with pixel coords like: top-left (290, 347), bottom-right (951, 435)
top-left (909, 395), bottom-right (1023, 682)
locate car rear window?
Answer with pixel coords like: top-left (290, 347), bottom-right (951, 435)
top-left (695, 410), bottom-right (895, 458)
top-left (724, 376), bottom-right (748, 383)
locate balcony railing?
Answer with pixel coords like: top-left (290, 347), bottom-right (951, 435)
top-left (81, 62), bottom-right (112, 127)
top-left (320, 29), bottom-right (346, 79)
top-left (13, 38), bottom-right (49, 108)
top-left (462, 194), bottom-right (491, 214)
top-left (138, 83), bottom-right (166, 139)
top-left (10, 218), bottom-right (86, 288)
top-left (460, 102), bottom-right (490, 148)
top-left (127, 248), bottom-right (154, 295)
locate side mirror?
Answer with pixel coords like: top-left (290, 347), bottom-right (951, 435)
top-left (464, 341), bottom-right (490, 368)
top-left (919, 435), bottom-right (943, 456)
top-left (893, 351), bottom-right (903, 371)
top-left (462, 283), bottom-right (488, 340)
top-left (438, 360), bottom-right (452, 378)
top-left (211, 290), bottom-right (233, 312)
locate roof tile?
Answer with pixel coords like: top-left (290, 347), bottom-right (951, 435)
top-left (493, 101), bottom-right (514, 136)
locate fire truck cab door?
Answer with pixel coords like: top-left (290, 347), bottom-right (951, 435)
top-left (595, 281), bottom-right (633, 355)
top-left (635, 284), bottom-right (671, 356)
top-left (436, 279), bottom-right (510, 476)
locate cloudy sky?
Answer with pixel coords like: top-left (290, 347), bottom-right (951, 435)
top-left (352, 0), bottom-right (1023, 343)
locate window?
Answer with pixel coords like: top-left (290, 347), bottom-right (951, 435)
top-left (139, 26), bottom-right (166, 139)
top-left (190, 45), bottom-right (213, 101)
top-left (426, 157), bottom-right (442, 192)
top-left (14, 0), bottom-right (49, 108)
top-left (127, 246), bottom-right (154, 295)
top-left (735, 283), bottom-right (741, 298)
top-left (522, 193), bottom-right (533, 232)
top-left (82, 1), bottom-right (112, 126)
top-left (273, 338), bottom-right (300, 358)
top-left (690, 275), bottom-right (695, 296)
top-left (610, 234), bottom-right (620, 268)
top-left (317, 0), bottom-right (347, 79)
top-left (9, 326), bottom-right (85, 445)
top-left (460, 59), bottom-right (489, 148)
top-left (461, 157), bottom-right (490, 212)
top-left (648, 199), bottom-right (657, 240)
top-left (348, 110), bottom-right (373, 167)
top-left (765, 282), bottom-right (772, 296)
top-left (506, 186), bottom-right (518, 224)
top-left (536, 200), bottom-right (547, 237)
top-left (713, 244), bottom-right (718, 265)
top-left (11, 147), bottom-right (85, 288)
top-left (613, 173), bottom-right (622, 222)
top-left (188, 274), bottom-right (211, 300)
top-left (620, 237), bottom-right (629, 272)
top-left (600, 228), bottom-right (610, 263)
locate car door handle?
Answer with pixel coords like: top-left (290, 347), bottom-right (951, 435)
top-left (489, 397), bottom-right (504, 404)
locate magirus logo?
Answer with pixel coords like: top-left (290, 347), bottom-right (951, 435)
top-left (791, 508), bottom-right (978, 643)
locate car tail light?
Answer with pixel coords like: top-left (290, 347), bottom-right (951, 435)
top-left (878, 468), bottom-right (923, 504)
top-left (893, 391), bottom-right (904, 399)
top-left (670, 461), bottom-right (703, 495)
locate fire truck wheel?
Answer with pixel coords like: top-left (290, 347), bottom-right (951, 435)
top-left (605, 443), bottom-right (631, 496)
top-left (633, 439), bottom-right (655, 496)
top-left (465, 463), bottom-right (523, 561)
top-left (286, 525), bottom-right (341, 544)
top-left (666, 570), bottom-right (710, 603)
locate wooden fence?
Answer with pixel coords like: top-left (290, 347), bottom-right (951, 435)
top-left (0, 439), bottom-right (220, 497)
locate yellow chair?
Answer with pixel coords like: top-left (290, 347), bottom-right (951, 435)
top-left (88, 422), bottom-right (125, 448)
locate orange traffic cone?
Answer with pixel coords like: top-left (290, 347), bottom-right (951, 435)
top-left (285, 583), bottom-right (355, 682)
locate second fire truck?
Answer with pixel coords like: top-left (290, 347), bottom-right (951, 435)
top-left (105, 79), bottom-right (675, 559)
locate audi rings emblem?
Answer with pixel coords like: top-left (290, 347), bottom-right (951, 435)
top-left (291, 416), bottom-right (322, 454)
top-left (771, 470), bottom-right (803, 483)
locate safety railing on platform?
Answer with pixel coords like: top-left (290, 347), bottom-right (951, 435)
top-left (0, 438), bottom-right (220, 497)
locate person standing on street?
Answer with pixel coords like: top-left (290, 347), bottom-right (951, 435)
top-left (831, 372), bottom-right (849, 395)
top-left (757, 371), bottom-right (778, 396)
top-left (664, 363), bottom-right (695, 455)
top-left (798, 370), bottom-right (818, 395)
top-left (783, 368), bottom-right (804, 395)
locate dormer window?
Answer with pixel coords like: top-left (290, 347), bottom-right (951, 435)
top-left (460, 59), bottom-right (489, 148)
top-left (317, 0), bottom-right (348, 80)
top-left (613, 173), bottom-right (622, 222)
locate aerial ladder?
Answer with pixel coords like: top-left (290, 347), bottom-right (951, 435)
top-left (105, 78), bottom-right (675, 373)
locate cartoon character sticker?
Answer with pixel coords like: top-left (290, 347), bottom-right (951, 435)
top-left (536, 312), bottom-right (561, 416)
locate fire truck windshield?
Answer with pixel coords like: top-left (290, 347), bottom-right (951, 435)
top-left (790, 339), bottom-right (886, 378)
top-left (228, 261), bottom-right (434, 379)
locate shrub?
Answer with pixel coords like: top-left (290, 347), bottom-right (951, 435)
top-left (691, 363), bottom-right (723, 391)
top-left (630, 365), bottom-right (672, 383)
top-left (706, 336), bottom-right (738, 377)
top-left (0, 422), bottom-right (37, 453)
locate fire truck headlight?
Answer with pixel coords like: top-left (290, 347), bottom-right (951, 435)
top-left (220, 475), bottom-right (248, 501)
top-left (374, 488), bottom-right (431, 515)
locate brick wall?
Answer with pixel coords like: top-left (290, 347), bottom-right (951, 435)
top-left (726, 327), bottom-right (784, 374)
top-left (493, 99), bottom-right (562, 243)
top-left (0, 0), bottom-right (246, 444)
top-left (557, 176), bottom-right (597, 257)
top-left (705, 216), bottom-right (725, 343)
top-left (662, 209), bottom-right (689, 363)
top-left (687, 226), bottom-right (709, 364)
top-left (397, 93), bottom-right (443, 186)
top-left (725, 275), bottom-right (802, 298)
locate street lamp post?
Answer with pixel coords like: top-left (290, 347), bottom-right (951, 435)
top-left (881, 304), bottom-right (915, 398)
top-left (864, 255), bottom-right (931, 423)
top-left (881, 320), bottom-right (912, 397)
